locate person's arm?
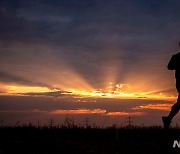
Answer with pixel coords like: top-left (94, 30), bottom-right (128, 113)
top-left (167, 55), bottom-right (176, 70)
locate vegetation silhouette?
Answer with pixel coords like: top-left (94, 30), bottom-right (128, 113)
top-left (1, 118), bottom-right (180, 154)
top-left (162, 42), bottom-right (180, 129)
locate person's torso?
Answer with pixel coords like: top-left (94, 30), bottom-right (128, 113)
top-left (174, 52), bottom-right (180, 79)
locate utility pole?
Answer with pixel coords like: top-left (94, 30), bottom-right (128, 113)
top-left (15, 121), bottom-right (20, 127)
top-left (84, 117), bottom-right (90, 128)
top-left (1, 120), bottom-right (4, 127)
top-left (37, 121), bottom-right (40, 128)
top-left (127, 116), bottom-right (133, 128)
top-left (49, 118), bottom-right (55, 128)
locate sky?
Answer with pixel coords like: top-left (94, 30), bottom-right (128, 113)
top-left (1, 0), bottom-right (180, 126)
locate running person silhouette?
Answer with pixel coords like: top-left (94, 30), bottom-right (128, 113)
top-left (162, 42), bottom-right (180, 129)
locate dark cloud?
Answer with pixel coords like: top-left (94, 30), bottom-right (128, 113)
top-left (0, 95), bottom-right (174, 125)
top-left (0, 0), bottom-right (179, 47)
top-left (20, 90), bottom-right (73, 97)
top-left (0, 95), bottom-right (172, 112)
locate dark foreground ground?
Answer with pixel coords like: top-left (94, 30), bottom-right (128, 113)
top-left (1, 126), bottom-right (180, 154)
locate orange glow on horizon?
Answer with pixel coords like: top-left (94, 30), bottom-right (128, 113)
top-left (133, 103), bottom-right (173, 111)
top-left (0, 82), bottom-right (177, 101)
top-left (5, 85), bottom-right (59, 94)
top-left (50, 108), bottom-right (106, 114)
top-left (106, 111), bottom-right (145, 116)
top-left (49, 109), bottom-right (145, 116)
top-left (66, 82), bottom-right (176, 100)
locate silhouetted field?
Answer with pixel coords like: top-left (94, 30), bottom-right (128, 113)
top-left (1, 126), bottom-right (180, 154)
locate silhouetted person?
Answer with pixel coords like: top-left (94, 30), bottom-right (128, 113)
top-left (162, 42), bottom-right (180, 129)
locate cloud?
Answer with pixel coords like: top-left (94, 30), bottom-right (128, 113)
top-left (1, 0), bottom-right (180, 49)
top-left (106, 111), bottom-right (145, 116)
top-left (0, 95), bottom-right (175, 125)
top-left (0, 107), bottom-right (145, 118)
top-left (20, 90), bottom-right (73, 98)
top-left (0, 109), bottom-right (46, 114)
top-left (49, 108), bottom-right (145, 116)
top-left (49, 108), bottom-right (106, 115)
top-left (133, 103), bottom-right (173, 111)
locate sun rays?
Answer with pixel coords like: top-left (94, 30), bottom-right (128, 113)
top-left (0, 45), bottom-right (177, 101)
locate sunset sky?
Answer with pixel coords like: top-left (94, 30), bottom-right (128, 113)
top-left (1, 0), bottom-right (180, 126)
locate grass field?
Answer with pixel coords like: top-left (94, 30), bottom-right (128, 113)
top-left (1, 126), bottom-right (180, 154)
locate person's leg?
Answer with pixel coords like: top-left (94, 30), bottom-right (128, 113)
top-left (162, 98), bottom-right (180, 129)
top-left (162, 80), bottom-right (180, 129)
top-left (167, 95), bottom-right (180, 120)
